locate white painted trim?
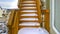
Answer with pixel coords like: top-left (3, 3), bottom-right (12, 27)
top-left (50, 0), bottom-right (60, 34)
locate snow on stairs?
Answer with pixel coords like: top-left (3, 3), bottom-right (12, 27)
top-left (19, 0), bottom-right (41, 28)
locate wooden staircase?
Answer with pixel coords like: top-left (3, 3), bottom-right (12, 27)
top-left (18, 0), bottom-right (42, 28)
top-left (13, 0), bottom-right (41, 34)
top-left (7, 0), bottom-right (50, 34)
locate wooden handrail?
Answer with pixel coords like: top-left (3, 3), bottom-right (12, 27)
top-left (7, 10), bottom-right (16, 34)
top-left (7, 10), bottom-right (15, 27)
top-left (12, 10), bottom-right (20, 34)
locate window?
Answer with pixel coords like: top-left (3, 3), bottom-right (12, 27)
top-left (54, 0), bottom-right (60, 33)
top-left (0, 0), bottom-right (18, 9)
top-left (50, 0), bottom-right (60, 34)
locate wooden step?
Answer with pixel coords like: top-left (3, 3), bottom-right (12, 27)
top-left (18, 26), bottom-right (40, 29)
top-left (22, 0), bottom-right (35, 1)
top-left (22, 1), bottom-right (35, 2)
top-left (20, 12), bottom-right (37, 14)
top-left (21, 6), bottom-right (36, 8)
top-left (20, 4), bottom-right (36, 7)
top-left (19, 22), bottom-right (40, 25)
top-left (21, 14), bottom-right (38, 16)
top-left (20, 16), bottom-right (38, 18)
top-left (20, 26), bottom-right (40, 27)
top-left (20, 18), bottom-right (38, 20)
top-left (20, 13), bottom-right (38, 16)
top-left (21, 0), bottom-right (36, 1)
top-left (19, 22), bottom-right (39, 23)
top-left (21, 8), bottom-right (36, 10)
top-left (21, 1), bottom-right (36, 4)
top-left (20, 26), bottom-right (40, 28)
top-left (21, 10), bottom-right (37, 12)
top-left (21, 2), bottom-right (36, 4)
top-left (21, 7), bottom-right (36, 10)
top-left (20, 20), bottom-right (38, 22)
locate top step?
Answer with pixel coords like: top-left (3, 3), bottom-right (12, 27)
top-left (22, 0), bottom-right (35, 1)
top-left (21, 1), bottom-right (36, 4)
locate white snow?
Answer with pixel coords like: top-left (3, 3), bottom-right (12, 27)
top-left (18, 28), bottom-right (49, 34)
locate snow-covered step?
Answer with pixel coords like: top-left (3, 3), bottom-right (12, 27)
top-left (21, 1), bottom-right (36, 4)
top-left (21, 10), bottom-right (37, 12)
top-left (20, 18), bottom-right (38, 21)
top-left (23, 1), bottom-right (35, 3)
top-left (22, 4), bottom-right (36, 7)
top-left (19, 22), bottom-right (40, 26)
top-left (21, 7), bottom-right (36, 9)
top-left (21, 14), bottom-right (38, 16)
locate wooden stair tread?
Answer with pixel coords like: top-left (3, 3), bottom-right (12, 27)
top-left (18, 26), bottom-right (40, 29)
top-left (19, 4), bottom-right (36, 7)
top-left (20, 12), bottom-right (37, 14)
top-left (21, 7), bottom-right (36, 8)
top-left (21, 14), bottom-right (38, 16)
top-left (19, 22), bottom-right (40, 25)
top-left (19, 22), bottom-right (39, 23)
top-left (19, 22), bottom-right (40, 26)
top-left (21, 2), bottom-right (36, 4)
top-left (21, 4), bottom-right (36, 6)
top-left (21, 10), bottom-right (37, 12)
top-left (20, 26), bottom-right (40, 27)
top-left (21, 8), bottom-right (36, 10)
top-left (22, 1), bottom-right (35, 2)
top-left (22, 1), bottom-right (36, 3)
top-left (20, 16), bottom-right (38, 18)
top-left (21, 5), bottom-right (36, 7)
top-left (23, 0), bottom-right (35, 1)
top-left (20, 18), bottom-right (38, 20)
top-left (19, 21), bottom-right (40, 24)
top-left (21, 1), bottom-right (36, 4)
top-left (20, 20), bottom-right (38, 22)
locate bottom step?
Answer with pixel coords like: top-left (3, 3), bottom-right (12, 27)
top-left (19, 22), bottom-right (40, 26)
